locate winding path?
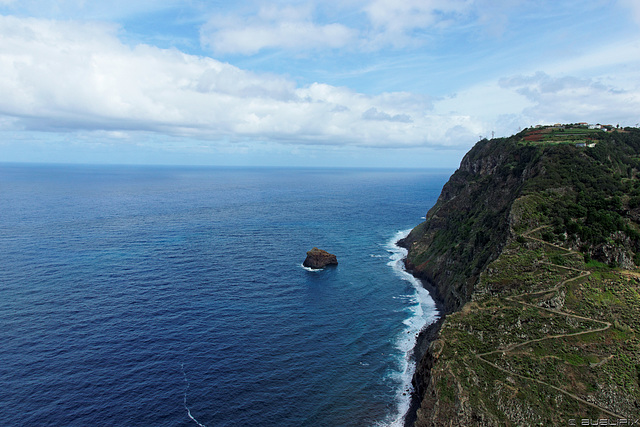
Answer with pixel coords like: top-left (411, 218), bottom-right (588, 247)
top-left (473, 227), bottom-right (625, 419)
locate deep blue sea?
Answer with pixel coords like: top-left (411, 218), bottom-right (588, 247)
top-left (0, 164), bottom-right (450, 427)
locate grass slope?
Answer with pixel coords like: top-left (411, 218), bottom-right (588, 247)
top-left (428, 211), bottom-right (640, 425)
top-left (416, 127), bottom-right (640, 425)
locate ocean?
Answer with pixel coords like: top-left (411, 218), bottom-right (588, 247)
top-left (0, 164), bottom-right (450, 426)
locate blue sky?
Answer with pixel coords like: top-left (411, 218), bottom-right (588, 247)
top-left (1, 0), bottom-right (639, 168)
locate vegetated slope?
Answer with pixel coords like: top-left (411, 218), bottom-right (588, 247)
top-left (403, 128), bottom-right (640, 426)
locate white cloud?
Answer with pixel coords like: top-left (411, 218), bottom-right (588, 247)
top-left (198, 0), bottom-right (500, 54)
top-left (198, 0), bottom-right (573, 55)
top-left (358, 0), bottom-right (526, 49)
top-left (363, 0), bottom-right (471, 46)
top-left (431, 61), bottom-right (640, 140)
top-left (0, 15), bottom-right (476, 148)
top-left (362, 107), bottom-right (412, 122)
top-left (200, 4), bottom-right (355, 55)
top-left (196, 0), bottom-right (537, 56)
top-left (499, 71), bottom-right (640, 126)
top-left (542, 37), bottom-right (640, 79)
top-left (432, 81), bottom-right (531, 137)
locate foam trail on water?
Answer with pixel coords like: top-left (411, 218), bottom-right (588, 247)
top-left (380, 229), bottom-right (439, 427)
top-left (181, 364), bottom-right (208, 427)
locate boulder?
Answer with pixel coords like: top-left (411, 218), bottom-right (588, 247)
top-left (303, 247), bottom-right (338, 269)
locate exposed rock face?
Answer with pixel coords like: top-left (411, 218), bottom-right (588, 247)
top-left (401, 129), bottom-right (640, 426)
top-left (399, 138), bottom-right (538, 313)
top-left (303, 247), bottom-right (338, 269)
top-left (399, 139), bottom-right (532, 426)
top-left (591, 241), bottom-right (635, 269)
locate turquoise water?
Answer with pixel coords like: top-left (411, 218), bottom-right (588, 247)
top-left (0, 164), bottom-right (449, 426)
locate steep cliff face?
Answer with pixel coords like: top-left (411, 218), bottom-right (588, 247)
top-left (400, 137), bottom-right (539, 312)
top-left (404, 128), bottom-right (640, 426)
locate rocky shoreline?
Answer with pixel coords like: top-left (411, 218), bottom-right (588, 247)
top-left (395, 136), bottom-right (534, 424)
top-left (399, 256), bottom-right (449, 427)
top-left (396, 129), bottom-right (640, 424)
top-left (403, 317), bottom-right (445, 426)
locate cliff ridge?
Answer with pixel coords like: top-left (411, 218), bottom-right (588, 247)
top-left (405, 126), bottom-right (640, 426)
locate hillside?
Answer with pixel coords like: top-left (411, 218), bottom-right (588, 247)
top-left (402, 126), bottom-right (640, 425)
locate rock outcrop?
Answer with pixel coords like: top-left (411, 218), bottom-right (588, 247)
top-left (402, 127), bottom-right (640, 426)
top-left (399, 137), bottom-right (538, 312)
top-left (303, 247), bottom-right (338, 269)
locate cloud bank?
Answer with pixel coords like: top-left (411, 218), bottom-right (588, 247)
top-left (0, 15), bottom-right (478, 148)
top-left (2, 0), bottom-right (640, 164)
top-left (200, 4), bottom-right (356, 55)
top-left (199, 0), bottom-right (482, 54)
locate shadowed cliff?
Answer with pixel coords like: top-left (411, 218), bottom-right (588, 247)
top-left (399, 136), bottom-right (539, 312)
top-left (403, 126), bottom-right (640, 426)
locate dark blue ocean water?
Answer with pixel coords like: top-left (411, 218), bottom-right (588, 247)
top-left (0, 164), bottom-right (450, 427)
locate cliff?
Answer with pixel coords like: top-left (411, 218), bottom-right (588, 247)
top-left (399, 137), bottom-right (539, 312)
top-left (403, 126), bottom-right (640, 426)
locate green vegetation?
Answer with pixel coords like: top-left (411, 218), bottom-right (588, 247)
top-left (511, 127), bottom-right (640, 261)
top-left (434, 234), bottom-right (640, 423)
top-left (410, 126), bottom-right (640, 425)
top-left (518, 124), bottom-right (622, 146)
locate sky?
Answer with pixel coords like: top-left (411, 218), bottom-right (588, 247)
top-left (1, 0), bottom-right (639, 168)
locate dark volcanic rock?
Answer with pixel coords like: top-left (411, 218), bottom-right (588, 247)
top-left (303, 247), bottom-right (338, 269)
top-left (399, 137), bottom-right (539, 313)
top-left (403, 129), bottom-right (640, 425)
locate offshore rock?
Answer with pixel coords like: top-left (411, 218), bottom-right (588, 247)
top-left (303, 247), bottom-right (338, 269)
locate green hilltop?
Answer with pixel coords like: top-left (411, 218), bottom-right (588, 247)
top-left (402, 126), bottom-right (640, 426)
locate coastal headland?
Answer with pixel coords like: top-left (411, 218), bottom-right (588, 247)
top-left (401, 124), bottom-right (640, 425)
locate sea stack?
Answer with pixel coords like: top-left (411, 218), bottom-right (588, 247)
top-left (303, 247), bottom-right (338, 269)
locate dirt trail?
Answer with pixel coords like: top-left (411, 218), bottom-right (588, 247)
top-left (472, 227), bottom-right (625, 419)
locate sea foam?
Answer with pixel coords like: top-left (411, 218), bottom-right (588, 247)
top-left (381, 229), bottom-right (439, 427)
top-left (300, 263), bottom-right (322, 272)
top-left (0, 165), bottom-right (452, 426)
